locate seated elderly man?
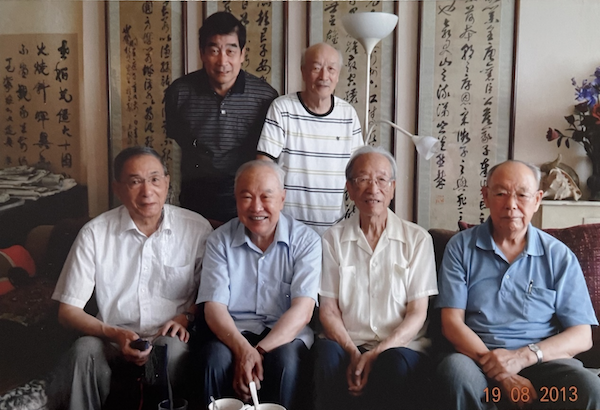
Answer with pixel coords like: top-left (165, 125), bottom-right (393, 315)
top-left (195, 160), bottom-right (321, 408)
top-left (48, 147), bottom-right (213, 410)
top-left (436, 160), bottom-right (600, 410)
top-left (313, 146), bottom-right (439, 410)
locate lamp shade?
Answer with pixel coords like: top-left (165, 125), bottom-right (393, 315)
top-left (341, 12), bottom-right (399, 55)
top-left (411, 135), bottom-right (441, 161)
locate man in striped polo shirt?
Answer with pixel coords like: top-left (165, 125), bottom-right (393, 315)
top-left (165, 12), bottom-right (278, 229)
top-left (257, 42), bottom-right (363, 235)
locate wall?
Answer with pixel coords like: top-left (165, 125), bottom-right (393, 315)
top-left (513, 0), bottom-right (600, 200)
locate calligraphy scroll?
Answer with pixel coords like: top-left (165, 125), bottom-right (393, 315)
top-left (1, 34), bottom-right (80, 180)
top-left (308, 1), bottom-right (395, 152)
top-left (108, 1), bottom-right (182, 205)
top-left (417, 0), bottom-right (515, 230)
top-left (205, 1), bottom-right (284, 94)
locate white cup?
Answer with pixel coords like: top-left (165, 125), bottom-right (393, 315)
top-left (208, 398), bottom-right (246, 410)
top-left (242, 405), bottom-right (286, 410)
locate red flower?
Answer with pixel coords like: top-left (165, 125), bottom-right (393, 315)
top-left (592, 103), bottom-right (600, 124)
top-left (546, 128), bottom-right (560, 141)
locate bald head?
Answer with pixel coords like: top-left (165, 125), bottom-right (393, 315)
top-left (301, 43), bottom-right (343, 69)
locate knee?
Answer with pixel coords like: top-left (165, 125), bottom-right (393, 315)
top-left (436, 353), bottom-right (482, 389)
top-left (198, 340), bottom-right (233, 371)
top-left (374, 347), bottom-right (424, 376)
top-left (266, 340), bottom-right (306, 372)
top-left (70, 336), bottom-right (106, 363)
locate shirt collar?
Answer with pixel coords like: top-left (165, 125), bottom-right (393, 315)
top-left (476, 217), bottom-right (543, 256)
top-left (340, 208), bottom-right (406, 244)
top-left (198, 69), bottom-right (246, 95)
top-left (117, 204), bottom-right (171, 236)
top-left (231, 214), bottom-right (291, 251)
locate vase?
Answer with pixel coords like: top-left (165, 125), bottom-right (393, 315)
top-left (586, 153), bottom-right (600, 200)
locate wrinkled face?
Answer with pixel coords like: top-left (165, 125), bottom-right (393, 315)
top-left (113, 154), bottom-right (170, 225)
top-left (347, 153), bottom-right (396, 218)
top-left (235, 165), bottom-right (286, 246)
top-left (201, 33), bottom-right (245, 93)
top-left (301, 44), bottom-right (341, 101)
top-left (482, 162), bottom-right (543, 235)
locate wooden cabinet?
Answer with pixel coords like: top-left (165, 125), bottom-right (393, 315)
top-left (532, 200), bottom-right (600, 229)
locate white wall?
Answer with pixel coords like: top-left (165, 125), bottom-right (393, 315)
top-left (514, 0), bottom-right (600, 199)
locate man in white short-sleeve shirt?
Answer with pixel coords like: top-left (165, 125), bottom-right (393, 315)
top-left (314, 146), bottom-right (438, 410)
top-left (48, 147), bottom-right (212, 410)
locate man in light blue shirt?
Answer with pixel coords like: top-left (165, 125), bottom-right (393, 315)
top-left (195, 160), bottom-right (321, 409)
top-left (436, 160), bottom-right (600, 410)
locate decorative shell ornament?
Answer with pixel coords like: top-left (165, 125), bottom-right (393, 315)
top-left (541, 167), bottom-right (582, 200)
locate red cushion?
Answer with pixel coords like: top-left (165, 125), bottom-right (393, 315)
top-left (543, 224), bottom-right (600, 367)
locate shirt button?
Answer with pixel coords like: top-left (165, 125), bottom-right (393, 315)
top-left (221, 109), bottom-right (226, 114)
top-left (373, 326), bottom-right (378, 331)
top-left (506, 275), bottom-right (510, 279)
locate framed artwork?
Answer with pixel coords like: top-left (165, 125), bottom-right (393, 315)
top-left (106, 1), bottom-right (184, 206)
top-left (203, 1), bottom-right (287, 95)
top-left (416, 0), bottom-right (517, 230)
top-left (307, 1), bottom-right (397, 153)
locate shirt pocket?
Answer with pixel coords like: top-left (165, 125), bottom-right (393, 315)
top-left (391, 264), bottom-right (408, 305)
top-left (278, 282), bottom-right (292, 313)
top-left (522, 286), bottom-right (556, 323)
top-left (159, 263), bottom-right (195, 301)
top-left (338, 266), bottom-right (357, 312)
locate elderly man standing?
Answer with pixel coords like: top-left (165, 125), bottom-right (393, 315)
top-left (48, 147), bottom-right (213, 410)
top-left (314, 146), bottom-right (438, 410)
top-left (436, 160), bottom-right (600, 410)
top-left (257, 42), bottom-right (363, 235)
top-left (166, 12), bottom-right (278, 229)
top-left (195, 160), bottom-right (321, 408)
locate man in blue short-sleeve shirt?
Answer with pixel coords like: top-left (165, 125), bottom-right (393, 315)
top-left (194, 160), bottom-right (321, 409)
top-left (436, 160), bottom-right (600, 410)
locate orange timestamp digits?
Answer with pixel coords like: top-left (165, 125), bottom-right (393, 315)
top-left (484, 386), bottom-right (578, 403)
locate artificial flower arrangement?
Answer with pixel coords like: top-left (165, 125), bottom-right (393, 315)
top-left (547, 67), bottom-right (600, 150)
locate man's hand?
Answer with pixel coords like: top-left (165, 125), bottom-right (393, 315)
top-left (233, 345), bottom-right (264, 402)
top-left (347, 349), bottom-right (377, 396)
top-left (480, 348), bottom-right (528, 380)
top-left (156, 318), bottom-right (190, 343)
top-left (112, 327), bottom-right (153, 366)
top-left (498, 374), bottom-right (538, 409)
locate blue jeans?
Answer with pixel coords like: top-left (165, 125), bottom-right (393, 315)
top-left (436, 352), bottom-right (600, 410)
top-left (194, 329), bottom-right (308, 409)
top-left (312, 339), bottom-right (431, 410)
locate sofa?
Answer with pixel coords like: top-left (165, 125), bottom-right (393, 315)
top-left (2, 219), bottom-right (599, 410)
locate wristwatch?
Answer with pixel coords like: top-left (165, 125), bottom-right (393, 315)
top-left (527, 343), bottom-right (543, 364)
top-left (184, 312), bottom-right (195, 324)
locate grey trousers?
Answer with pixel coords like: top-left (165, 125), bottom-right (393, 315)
top-left (47, 335), bottom-right (188, 410)
top-left (436, 352), bottom-right (600, 410)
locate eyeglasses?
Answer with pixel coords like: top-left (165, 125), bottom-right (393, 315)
top-left (489, 189), bottom-right (535, 203)
top-left (351, 177), bottom-right (394, 189)
top-left (123, 175), bottom-right (167, 190)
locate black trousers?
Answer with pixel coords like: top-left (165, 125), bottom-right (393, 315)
top-left (191, 327), bottom-right (308, 410)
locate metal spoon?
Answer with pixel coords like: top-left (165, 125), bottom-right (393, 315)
top-left (210, 395), bottom-right (219, 410)
top-left (249, 381), bottom-right (260, 409)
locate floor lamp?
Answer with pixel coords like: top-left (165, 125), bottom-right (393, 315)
top-left (342, 12), bottom-right (440, 160)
